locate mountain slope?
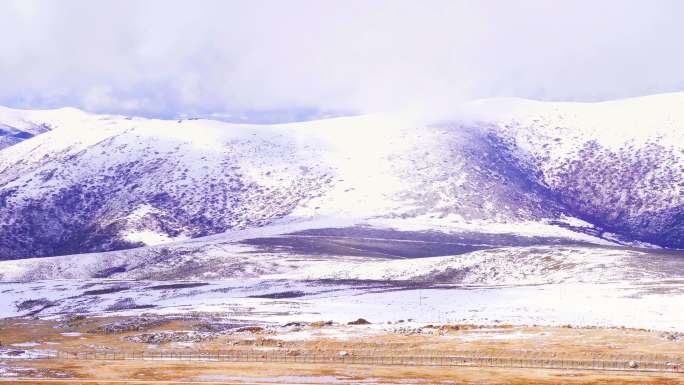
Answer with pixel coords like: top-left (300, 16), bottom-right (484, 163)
top-left (0, 114), bottom-right (335, 259)
top-left (462, 93), bottom-right (684, 248)
top-left (0, 93), bottom-right (682, 260)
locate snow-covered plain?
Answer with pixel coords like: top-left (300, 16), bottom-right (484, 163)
top-left (1, 237), bottom-right (683, 330)
top-left (2, 277), bottom-right (684, 331)
top-left (0, 226), bottom-right (672, 283)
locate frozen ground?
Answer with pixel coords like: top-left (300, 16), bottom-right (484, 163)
top-left (2, 276), bottom-right (684, 331)
top-left (0, 222), bottom-right (670, 282)
top-left (1, 226), bottom-right (683, 331)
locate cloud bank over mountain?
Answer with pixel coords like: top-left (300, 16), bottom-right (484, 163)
top-left (2, 0), bottom-right (684, 119)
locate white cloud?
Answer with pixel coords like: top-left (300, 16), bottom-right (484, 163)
top-left (1, 0), bottom-right (683, 119)
top-left (82, 85), bottom-right (150, 113)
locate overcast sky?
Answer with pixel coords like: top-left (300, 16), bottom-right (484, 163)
top-left (2, 0), bottom-right (684, 120)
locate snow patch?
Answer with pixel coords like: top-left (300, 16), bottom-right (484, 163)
top-left (124, 230), bottom-right (188, 246)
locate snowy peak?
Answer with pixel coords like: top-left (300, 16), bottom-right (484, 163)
top-left (0, 93), bottom-right (682, 260)
top-left (0, 106), bottom-right (57, 150)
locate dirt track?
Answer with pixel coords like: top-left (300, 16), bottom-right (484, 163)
top-left (3, 380), bottom-right (310, 384)
top-left (2, 360), bottom-right (684, 385)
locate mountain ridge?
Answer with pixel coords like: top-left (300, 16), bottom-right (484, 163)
top-left (0, 93), bottom-right (682, 260)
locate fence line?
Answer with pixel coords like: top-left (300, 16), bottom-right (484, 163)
top-left (4, 349), bottom-right (682, 374)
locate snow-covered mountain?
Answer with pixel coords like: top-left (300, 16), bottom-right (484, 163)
top-left (0, 93), bottom-right (682, 261)
top-left (0, 106), bottom-right (58, 150)
top-left (461, 94), bottom-right (684, 249)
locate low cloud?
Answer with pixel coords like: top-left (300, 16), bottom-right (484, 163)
top-left (1, 0), bottom-right (684, 120)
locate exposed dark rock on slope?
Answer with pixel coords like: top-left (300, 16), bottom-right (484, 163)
top-left (0, 93), bottom-right (682, 260)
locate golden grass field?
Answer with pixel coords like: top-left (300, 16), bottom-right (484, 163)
top-left (1, 316), bottom-right (683, 384)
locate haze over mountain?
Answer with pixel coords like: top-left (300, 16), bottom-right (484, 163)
top-left (0, 93), bottom-right (681, 263)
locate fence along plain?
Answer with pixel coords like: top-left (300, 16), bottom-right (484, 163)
top-left (4, 349), bottom-right (681, 373)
